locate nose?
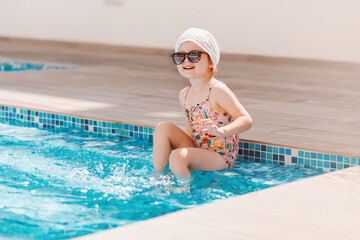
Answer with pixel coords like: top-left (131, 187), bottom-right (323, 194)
top-left (182, 54), bottom-right (193, 65)
top-left (183, 57), bottom-right (190, 64)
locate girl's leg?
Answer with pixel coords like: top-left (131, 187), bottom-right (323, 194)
top-left (152, 121), bottom-right (194, 173)
top-left (169, 148), bottom-right (225, 176)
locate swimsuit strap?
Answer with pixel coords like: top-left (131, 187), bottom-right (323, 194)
top-left (184, 81), bottom-right (220, 106)
top-left (183, 86), bottom-right (191, 107)
top-left (207, 81), bottom-right (219, 100)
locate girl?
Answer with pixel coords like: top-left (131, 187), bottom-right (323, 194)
top-left (153, 27), bottom-right (253, 177)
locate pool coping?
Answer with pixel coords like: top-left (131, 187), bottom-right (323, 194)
top-left (73, 165), bottom-right (360, 240)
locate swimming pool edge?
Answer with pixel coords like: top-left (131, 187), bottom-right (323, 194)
top-left (72, 165), bottom-right (360, 240)
top-left (1, 103), bottom-right (359, 174)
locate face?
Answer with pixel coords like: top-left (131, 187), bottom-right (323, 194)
top-left (175, 41), bottom-right (213, 80)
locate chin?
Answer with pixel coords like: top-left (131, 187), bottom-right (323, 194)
top-left (180, 71), bottom-right (197, 79)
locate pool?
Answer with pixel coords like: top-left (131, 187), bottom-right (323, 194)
top-left (0, 118), bottom-right (322, 239)
top-left (0, 60), bottom-right (69, 71)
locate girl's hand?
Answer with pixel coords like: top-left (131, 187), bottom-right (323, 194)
top-left (200, 119), bottom-right (225, 137)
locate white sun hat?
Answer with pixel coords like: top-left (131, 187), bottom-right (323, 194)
top-left (175, 27), bottom-right (221, 67)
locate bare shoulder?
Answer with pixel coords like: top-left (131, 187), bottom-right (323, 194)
top-left (210, 80), bottom-right (250, 118)
top-left (179, 86), bottom-right (190, 104)
top-left (211, 81), bottom-right (236, 99)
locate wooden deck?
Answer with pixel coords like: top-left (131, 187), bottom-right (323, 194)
top-left (0, 38), bottom-right (359, 156)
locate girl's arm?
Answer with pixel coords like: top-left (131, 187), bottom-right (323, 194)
top-left (202, 83), bottom-right (253, 137)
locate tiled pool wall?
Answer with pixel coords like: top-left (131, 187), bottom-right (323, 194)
top-left (238, 142), bottom-right (359, 173)
top-left (1, 105), bottom-right (359, 173)
top-left (0, 60), bottom-right (69, 71)
top-left (0, 105), bottom-right (153, 142)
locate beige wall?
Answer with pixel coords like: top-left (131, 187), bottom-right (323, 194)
top-left (1, 0), bottom-right (360, 63)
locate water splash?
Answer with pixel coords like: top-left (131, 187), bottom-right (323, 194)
top-left (0, 119), bottom-right (322, 239)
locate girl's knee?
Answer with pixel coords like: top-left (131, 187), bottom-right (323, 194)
top-left (169, 148), bottom-right (189, 170)
top-left (154, 121), bottom-right (174, 136)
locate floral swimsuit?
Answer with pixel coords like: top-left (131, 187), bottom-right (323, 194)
top-left (183, 81), bottom-right (239, 168)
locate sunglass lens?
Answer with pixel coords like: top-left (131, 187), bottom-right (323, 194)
top-left (172, 53), bottom-right (185, 65)
top-left (188, 51), bottom-right (201, 63)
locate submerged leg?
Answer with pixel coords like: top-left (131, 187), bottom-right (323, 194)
top-left (169, 147), bottom-right (225, 177)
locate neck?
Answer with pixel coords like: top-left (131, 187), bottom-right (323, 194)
top-left (189, 76), bottom-right (214, 90)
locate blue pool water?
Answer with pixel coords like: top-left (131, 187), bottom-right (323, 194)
top-left (0, 61), bottom-right (69, 72)
top-left (0, 119), bottom-right (322, 239)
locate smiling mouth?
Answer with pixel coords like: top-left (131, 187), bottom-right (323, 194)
top-left (183, 66), bottom-right (195, 70)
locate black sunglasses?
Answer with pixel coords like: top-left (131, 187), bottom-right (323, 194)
top-left (171, 51), bottom-right (209, 65)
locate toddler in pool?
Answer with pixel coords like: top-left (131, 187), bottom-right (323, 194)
top-left (153, 27), bottom-right (253, 177)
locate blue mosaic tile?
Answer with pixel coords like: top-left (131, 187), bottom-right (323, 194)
top-left (324, 161), bottom-right (330, 168)
top-left (0, 60), bottom-right (69, 72)
top-left (279, 148), bottom-right (285, 154)
top-left (310, 160), bottom-right (317, 167)
top-left (337, 163), bottom-right (343, 170)
top-left (286, 148), bottom-right (291, 155)
top-left (250, 143), bottom-right (255, 150)
top-left (0, 105), bottom-right (153, 142)
top-left (330, 162), bottom-right (336, 169)
top-left (273, 147), bottom-right (279, 154)
top-left (249, 150), bottom-right (255, 157)
top-left (1, 105), bottom-right (359, 172)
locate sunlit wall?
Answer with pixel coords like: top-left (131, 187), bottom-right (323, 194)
top-left (1, 0), bottom-right (359, 63)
